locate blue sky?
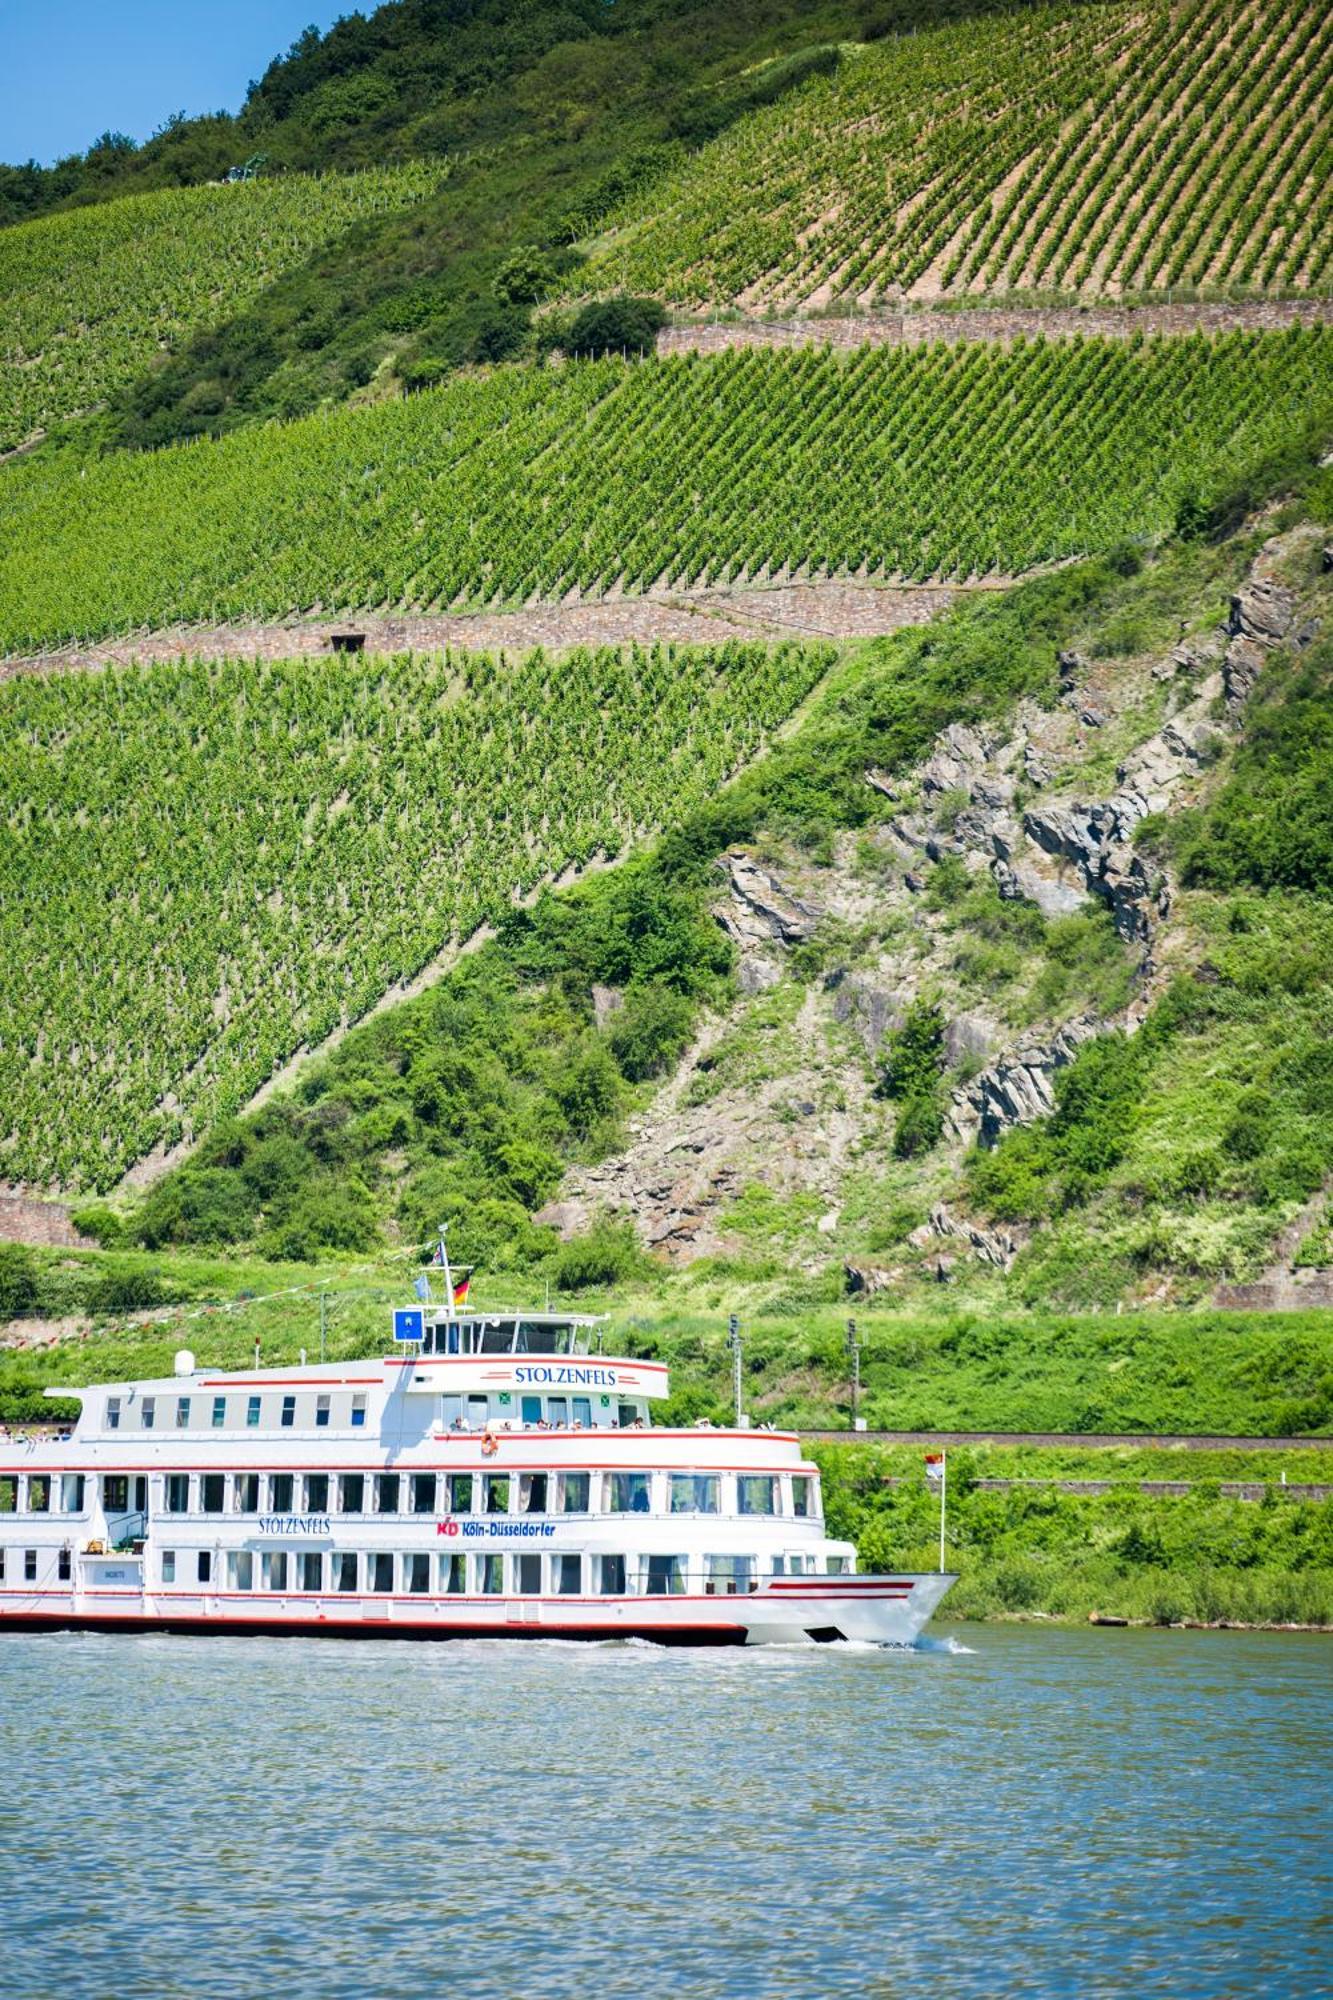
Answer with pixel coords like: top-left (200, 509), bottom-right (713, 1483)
top-left (1, 0), bottom-right (349, 165)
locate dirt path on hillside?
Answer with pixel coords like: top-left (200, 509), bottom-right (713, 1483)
top-left (1, 580), bottom-right (971, 681)
top-left (656, 296), bottom-right (1332, 356)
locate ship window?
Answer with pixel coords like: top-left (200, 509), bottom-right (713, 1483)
top-left (466, 1396), bottom-right (489, 1431)
top-left (339, 1474), bottom-right (365, 1515)
top-left (477, 1554), bottom-right (504, 1595)
top-left (281, 1396), bottom-right (296, 1429)
top-left (334, 1552), bottom-right (358, 1593)
top-left (28, 1475), bottom-right (51, 1514)
top-left (447, 1473), bottom-right (473, 1514)
top-left (607, 1473), bottom-right (650, 1515)
top-left (518, 1473), bottom-right (547, 1516)
top-left (212, 1396), bottom-right (227, 1429)
top-left (598, 1554), bottom-right (627, 1595)
top-left (441, 1394), bottom-right (465, 1429)
top-left (646, 1555), bottom-right (686, 1596)
top-left (160, 1551), bottom-right (175, 1585)
top-left (555, 1554), bottom-right (582, 1595)
top-left (197, 1551), bottom-right (212, 1585)
top-left (351, 1395), bottom-right (367, 1429)
top-left (228, 1552), bottom-right (253, 1591)
top-left (405, 1552), bottom-right (430, 1594)
top-left (520, 1396), bottom-right (542, 1426)
top-left (440, 1553), bottom-right (466, 1594)
top-left (546, 1397), bottom-right (568, 1429)
top-left (616, 1403), bottom-right (638, 1429)
top-left (411, 1473), bottom-right (436, 1515)
top-left (316, 1395), bottom-right (331, 1429)
top-left (61, 1474), bottom-right (86, 1514)
top-left (572, 1398), bottom-right (592, 1429)
top-left (670, 1475), bottom-right (719, 1516)
top-left (516, 1553), bottom-right (542, 1594)
top-left (235, 1474), bottom-right (260, 1515)
top-left (827, 1556), bottom-right (849, 1576)
top-left (246, 1396), bottom-right (261, 1428)
top-left (0, 1476), bottom-right (15, 1514)
top-left (134, 1476), bottom-right (148, 1513)
top-left (25, 1549), bottom-right (38, 1583)
top-left (369, 1552), bottom-right (394, 1594)
top-left (0, 1550), bottom-right (5, 1580)
top-left (737, 1476), bottom-right (776, 1517)
top-left (479, 1323), bottom-right (515, 1354)
top-left (305, 1474), bottom-right (330, 1514)
top-left (176, 1397), bottom-right (191, 1430)
top-left (107, 1397), bottom-right (121, 1431)
top-left (482, 1474), bottom-right (510, 1515)
top-left (165, 1474), bottom-right (190, 1515)
top-left (141, 1398), bottom-right (156, 1431)
top-left (375, 1473), bottom-right (400, 1515)
top-left (268, 1474), bottom-right (293, 1513)
top-left (300, 1551), bottom-right (324, 1592)
top-left (791, 1477), bottom-right (814, 1518)
top-left (263, 1552), bottom-right (289, 1592)
top-left (102, 1475), bottom-right (128, 1512)
top-left (560, 1473), bottom-right (590, 1515)
top-left (706, 1556), bottom-right (753, 1596)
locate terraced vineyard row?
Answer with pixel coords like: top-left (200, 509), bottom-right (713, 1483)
top-left (579, 0), bottom-right (1333, 308)
top-left (0, 163), bottom-right (440, 449)
top-left (3, 327), bottom-right (1330, 653)
top-left (0, 639), bottom-right (831, 1190)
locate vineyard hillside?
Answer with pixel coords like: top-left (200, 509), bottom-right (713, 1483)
top-left (44, 470), bottom-right (1333, 1314)
top-left (0, 639), bottom-right (832, 1191)
top-left (2, 327), bottom-right (1330, 654)
top-left (580, 0), bottom-right (1332, 311)
top-left (0, 165), bottom-right (439, 451)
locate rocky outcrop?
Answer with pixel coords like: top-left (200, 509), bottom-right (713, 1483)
top-left (949, 1014), bottom-right (1102, 1144)
top-left (1224, 579), bottom-right (1295, 706)
top-left (717, 852), bottom-right (822, 947)
top-left (911, 1203), bottom-right (1025, 1270)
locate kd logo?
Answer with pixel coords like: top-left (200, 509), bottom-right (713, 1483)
top-left (436, 1518), bottom-right (460, 1537)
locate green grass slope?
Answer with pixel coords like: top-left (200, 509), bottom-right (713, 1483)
top-left (0, 165), bottom-right (439, 450)
top-left (0, 639), bottom-right (829, 1191)
top-left (582, 0), bottom-right (1333, 310)
top-left (2, 327), bottom-right (1329, 652)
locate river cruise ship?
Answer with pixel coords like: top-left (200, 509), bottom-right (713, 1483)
top-left (0, 1306), bottom-right (954, 1646)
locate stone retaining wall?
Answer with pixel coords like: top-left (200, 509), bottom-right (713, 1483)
top-left (0, 1192), bottom-right (92, 1248)
top-left (657, 298), bottom-right (1333, 357)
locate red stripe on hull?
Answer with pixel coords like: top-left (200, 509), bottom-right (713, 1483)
top-left (0, 1609), bottom-right (747, 1647)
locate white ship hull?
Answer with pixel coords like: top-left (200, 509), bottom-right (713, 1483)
top-left (0, 1572), bottom-right (955, 1647)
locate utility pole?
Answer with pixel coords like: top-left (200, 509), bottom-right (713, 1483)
top-left (726, 1314), bottom-right (743, 1428)
top-left (845, 1317), bottom-right (861, 1429)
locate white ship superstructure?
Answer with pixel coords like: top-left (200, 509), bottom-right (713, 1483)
top-left (0, 1308), bottom-right (954, 1646)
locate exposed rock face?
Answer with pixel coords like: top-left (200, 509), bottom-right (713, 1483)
top-left (829, 974), bottom-right (907, 1056)
top-left (911, 1203), bottom-right (1024, 1270)
top-left (1224, 579), bottom-right (1295, 706)
top-left (950, 1015), bottom-right (1101, 1145)
top-left (717, 852), bottom-right (822, 946)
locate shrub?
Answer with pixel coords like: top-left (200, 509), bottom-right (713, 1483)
top-left (876, 1001), bottom-right (946, 1158)
top-left (134, 1168), bottom-right (256, 1248)
top-left (563, 296), bottom-right (665, 360)
top-left (70, 1203), bottom-right (126, 1249)
top-left (88, 1268), bottom-right (166, 1317)
top-left (0, 1244), bottom-right (38, 1322)
top-left (551, 1216), bottom-right (646, 1291)
top-left (606, 985), bottom-right (694, 1082)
